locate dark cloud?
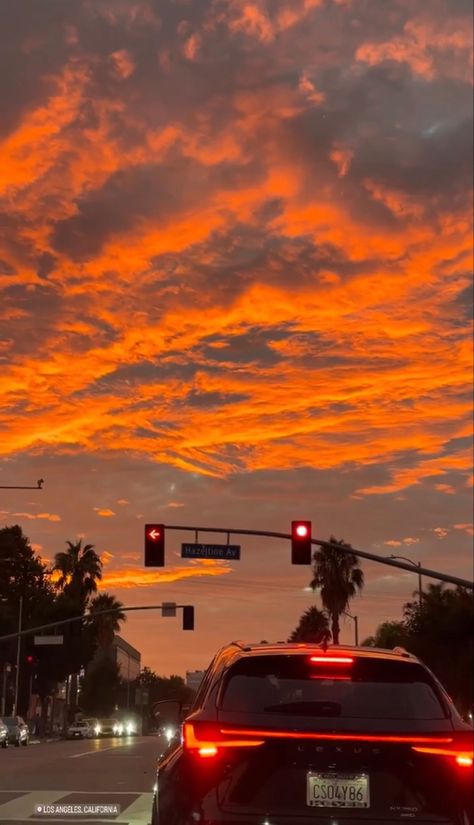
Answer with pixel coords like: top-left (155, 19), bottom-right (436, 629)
top-left (185, 389), bottom-right (250, 407)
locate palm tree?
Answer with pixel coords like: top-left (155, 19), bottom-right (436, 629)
top-left (88, 593), bottom-right (126, 650)
top-left (51, 540), bottom-right (102, 723)
top-left (310, 536), bottom-right (364, 645)
top-left (288, 606), bottom-right (331, 644)
top-left (52, 539), bottom-right (102, 607)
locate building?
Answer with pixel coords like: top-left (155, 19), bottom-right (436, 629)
top-left (186, 670), bottom-right (205, 693)
top-left (111, 635), bottom-right (141, 682)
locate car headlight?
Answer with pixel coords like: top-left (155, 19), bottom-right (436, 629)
top-left (94, 725), bottom-right (101, 734)
top-left (126, 722), bottom-right (135, 734)
top-left (165, 727), bottom-right (175, 742)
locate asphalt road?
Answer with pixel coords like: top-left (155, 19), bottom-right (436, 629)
top-left (0, 735), bottom-right (164, 825)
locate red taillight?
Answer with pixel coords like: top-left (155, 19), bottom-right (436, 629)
top-left (412, 745), bottom-right (474, 768)
top-left (310, 655), bottom-right (354, 664)
top-left (457, 756), bottom-right (473, 768)
top-left (183, 722), bottom-right (265, 758)
top-left (220, 728), bottom-right (453, 744)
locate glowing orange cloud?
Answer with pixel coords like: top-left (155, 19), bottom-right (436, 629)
top-left (0, 0), bottom-right (471, 507)
top-left (99, 561), bottom-right (232, 589)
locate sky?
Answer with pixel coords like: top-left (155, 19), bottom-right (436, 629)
top-left (0, 0), bottom-right (472, 678)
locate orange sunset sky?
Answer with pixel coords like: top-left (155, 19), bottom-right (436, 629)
top-left (0, 0), bottom-right (472, 676)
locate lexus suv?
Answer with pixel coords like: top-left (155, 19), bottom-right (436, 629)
top-left (151, 642), bottom-right (473, 824)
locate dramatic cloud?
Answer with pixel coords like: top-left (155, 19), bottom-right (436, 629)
top-left (0, 0), bottom-right (471, 673)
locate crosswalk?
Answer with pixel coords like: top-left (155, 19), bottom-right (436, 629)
top-left (0, 790), bottom-right (153, 824)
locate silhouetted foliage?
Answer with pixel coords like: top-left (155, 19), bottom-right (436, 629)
top-left (289, 606), bottom-right (331, 644)
top-left (310, 536), bottom-right (364, 644)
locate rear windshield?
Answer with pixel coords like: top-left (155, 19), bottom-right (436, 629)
top-left (220, 655), bottom-right (447, 720)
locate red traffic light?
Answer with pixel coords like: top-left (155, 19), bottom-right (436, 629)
top-left (291, 520), bottom-right (312, 565)
top-left (145, 524), bottom-right (165, 567)
top-left (26, 655), bottom-right (34, 664)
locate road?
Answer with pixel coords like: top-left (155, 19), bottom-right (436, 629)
top-left (0, 735), bottom-right (163, 825)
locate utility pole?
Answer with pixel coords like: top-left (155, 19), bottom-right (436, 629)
top-left (1, 663), bottom-right (11, 715)
top-left (12, 595), bottom-right (23, 716)
top-left (344, 611), bottom-right (359, 646)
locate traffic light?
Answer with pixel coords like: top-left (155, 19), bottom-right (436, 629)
top-left (144, 524), bottom-right (165, 567)
top-left (291, 520), bottom-right (312, 565)
top-left (182, 606), bottom-right (195, 631)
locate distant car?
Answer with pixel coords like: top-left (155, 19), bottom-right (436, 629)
top-left (66, 720), bottom-right (94, 739)
top-left (2, 716), bottom-right (29, 747)
top-left (0, 719), bottom-right (8, 748)
top-left (118, 718), bottom-right (138, 736)
top-left (82, 717), bottom-right (101, 737)
top-left (97, 718), bottom-right (120, 737)
top-left (152, 642), bottom-right (473, 825)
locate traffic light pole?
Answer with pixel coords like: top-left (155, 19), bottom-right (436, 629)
top-left (161, 524), bottom-right (473, 590)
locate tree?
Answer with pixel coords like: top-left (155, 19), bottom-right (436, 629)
top-left (80, 658), bottom-right (122, 717)
top-left (403, 584), bottom-right (473, 714)
top-left (361, 621), bottom-right (407, 649)
top-left (363, 586), bottom-right (473, 716)
top-left (51, 539), bottom-right (103, 721)
top-left (52, 540), bottom-right (102, 608)
top-left (88, 593), bottom-right (126, 651)
top-left (288, 607), bottom-right (331, 644)
top-left (310, 536), bottom-right (364, 645)
top-left (0, 525), bottom-right (57, 716)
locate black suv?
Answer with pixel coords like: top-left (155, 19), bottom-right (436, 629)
top-left (151, 642), bottom-right (473, 824)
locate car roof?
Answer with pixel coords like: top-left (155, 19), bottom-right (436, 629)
top-left (224, 641), bottom-right (420, 664)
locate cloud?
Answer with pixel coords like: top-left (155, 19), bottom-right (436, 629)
top-left (356, 17), bottom-right (473, 82)
top-left (0, 0), bottom-right (471, 624)
top-left (100, 560), bottom-right (232, 589)
top-left (433, 527), bottom-right (449, 539)
top-left (9, 511), bottom-right (61, 522)
top-left (453, 523), bottom-right (474, 536)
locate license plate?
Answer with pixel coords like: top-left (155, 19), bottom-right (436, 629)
top-left (307, 772), bottom-right (370, 808)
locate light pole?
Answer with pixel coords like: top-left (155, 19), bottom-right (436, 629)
top-left (389, 555), bottom-right (423, 605)
top-left (343, 611), bottom-right (359, 646)
top-left (12, 596), bottom-right (23, 716)
top-left (1, 663), bottom-right (11, 715)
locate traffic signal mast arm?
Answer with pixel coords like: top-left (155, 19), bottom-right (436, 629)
top-left (162, 524), bottom-right (473, 590)
top-left (0, 603), bottom-right (195, 643)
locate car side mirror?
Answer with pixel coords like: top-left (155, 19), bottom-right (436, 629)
top-left (151, 699), bottom-right (181, 728)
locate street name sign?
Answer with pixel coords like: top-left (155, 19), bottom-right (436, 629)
top-left (162, 602), bottom-right (177, 617)
top-left (182, 543), bottom-right (241, 561)
top-left (34, 635), bottom-right (64, 645)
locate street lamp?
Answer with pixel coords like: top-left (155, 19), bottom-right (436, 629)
top-left (13, 596), bottom-right (23, 716)
top-left (388, 555), bottom-right (423, 605)
top-left (343, 611), bottom-right (359, 646)
top-left (0, 595), bottom-right (23, 716)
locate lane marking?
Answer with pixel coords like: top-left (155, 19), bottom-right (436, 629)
top-left (117, 791), bottom-right (153, 824)
top-left (0, 790), bottom-right (152, 795)
top-left (0, 791), bottom-right (153, 823)
top-left (0, 791), bottom-right (68, 820)
top-left (69, 743), bottom-right (131, 758)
